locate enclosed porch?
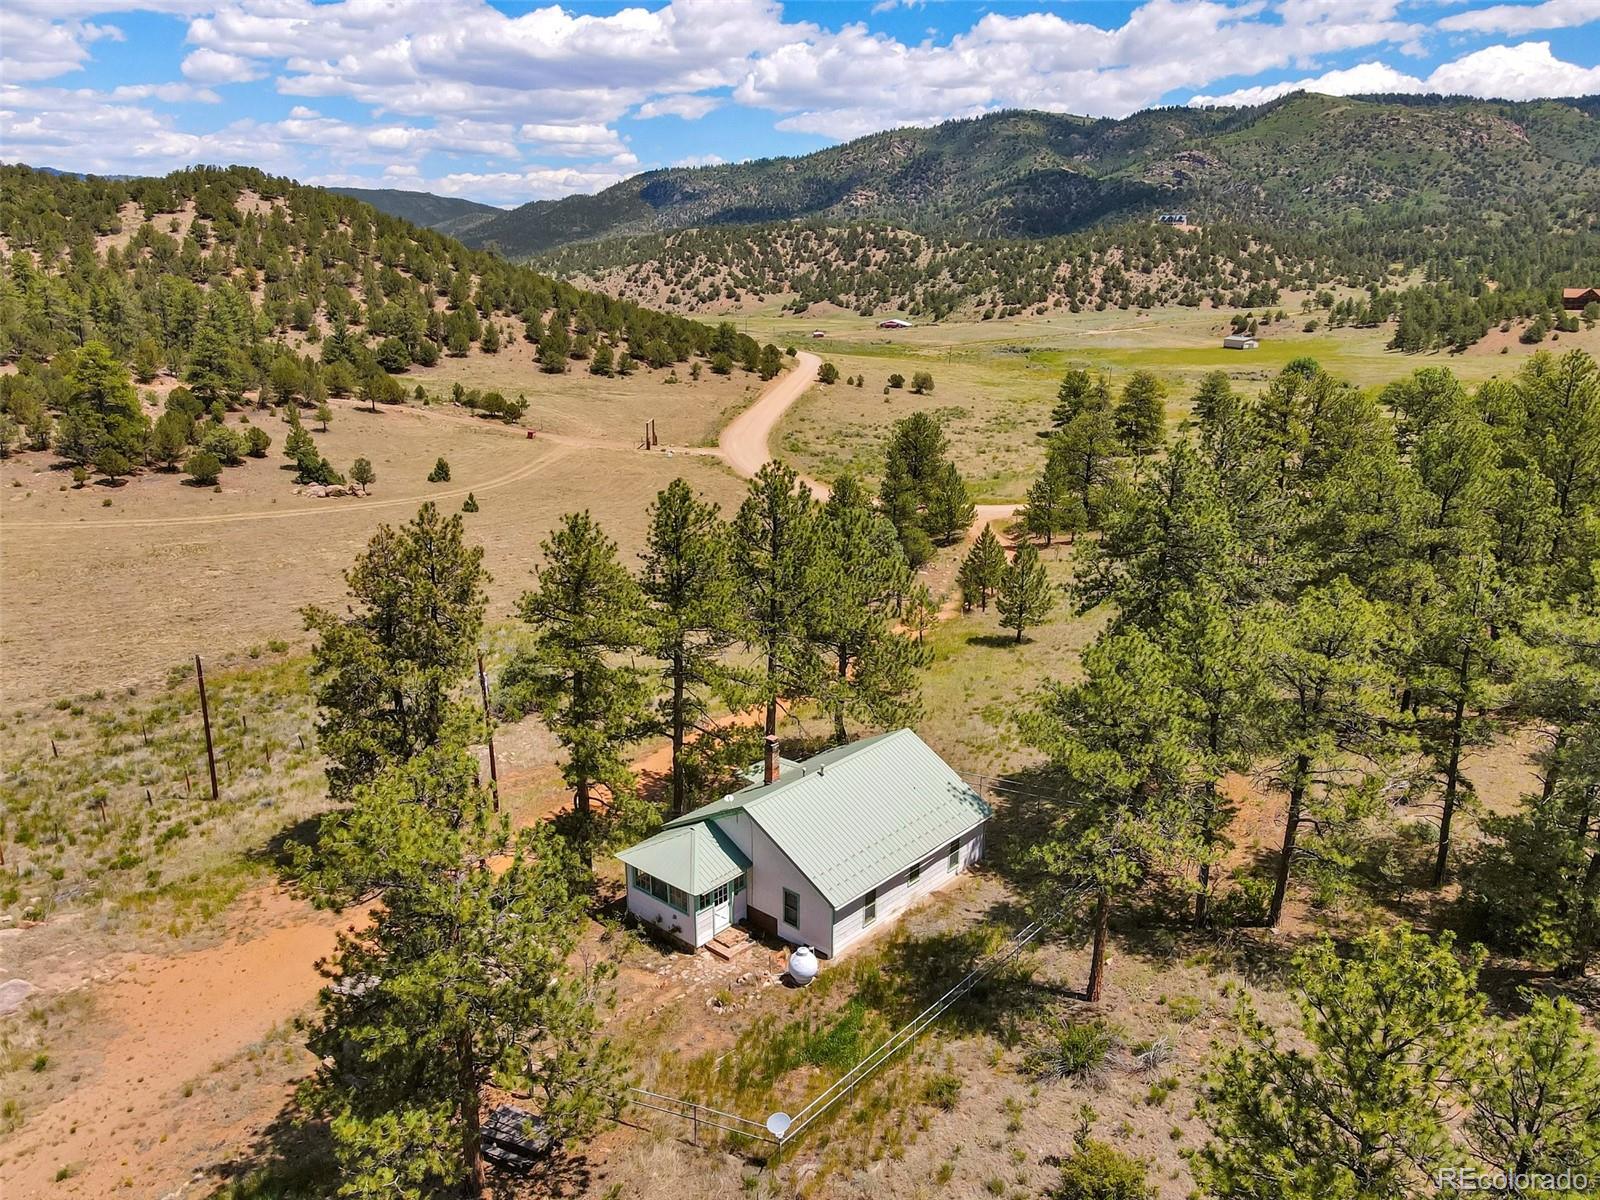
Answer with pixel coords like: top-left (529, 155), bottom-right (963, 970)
top-left (618, 822), bottom-right (750, 950)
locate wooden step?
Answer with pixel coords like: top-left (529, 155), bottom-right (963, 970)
top-left (706, 926), bottom-right (753, 960)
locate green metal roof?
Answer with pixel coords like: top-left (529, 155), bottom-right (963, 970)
top-left (657, 756), bottom-right (804, 832)
top-left (616, 821), bottom-right (749, 895)
top-left (646, 729), bottom-right (990, 909)
top-left (739, 730), bottom-right (990, 907)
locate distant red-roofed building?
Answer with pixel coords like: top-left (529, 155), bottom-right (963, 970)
top-left (1563, 287), bottom-right (1600, 310)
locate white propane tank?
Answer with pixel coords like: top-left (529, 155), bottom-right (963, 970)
top-left (787, 945), bottom-right (819, 985)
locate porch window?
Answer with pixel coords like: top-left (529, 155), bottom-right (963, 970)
top-left (782, 887), bottom-right (799, 927)
top-left (634, 870), bottom-right (688, 913)
top-left (732, 873), bottom-right (746, 895)
top-left (908, 861), bottom-right (921, 886)
top-left (948, 840), bottom-right (959, 870)
top-left (863, 888), bottom-right (876, 925)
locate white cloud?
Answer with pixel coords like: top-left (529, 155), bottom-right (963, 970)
top-left (1191, 39), bottom-right (1600, 105)
top-left (111, 81), bottom-right (222, 104)
top-left (180, 47), bottom-right (264, 84)
top-left (673, 152), bottom-right (726, 167)
top-left (6, 0), bottom-right (1600, 207)
top-left (1438, 0), bottom-right (1600, 36)
top-left (0, 14), bottom-right (123, 82)
top-left (636, 93), bottom-right (722, 120)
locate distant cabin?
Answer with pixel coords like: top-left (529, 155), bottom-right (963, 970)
top-left (617, 730), bottom-right (990, 958)
top-left (810, 330), bottom-right (827, 338)
top-left (1563, 287), bottom-right (1600, 311)
top-left (1223, 334), bottom-right (1259, 350)
top-left (877, 319), bottom-right (913, 329)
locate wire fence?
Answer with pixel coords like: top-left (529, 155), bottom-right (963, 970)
top-left (626, 914), bottom-right (1047, 1150)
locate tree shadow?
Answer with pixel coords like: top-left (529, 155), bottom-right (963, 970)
top-left (966, 632), bottom-right (1026, 649)
top-left (208, 1095), bottom-right (335, 1199)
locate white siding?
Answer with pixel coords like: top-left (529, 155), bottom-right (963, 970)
top-left (746, 821), bottom-right (835, 954)
top-left (830, 825), bottom-right (985, 957)
top-left (626, 876), bottom-right (700, 946)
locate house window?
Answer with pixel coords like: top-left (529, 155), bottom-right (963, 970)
top-left (782, 888), bottom-right (799, 927)
top-left (948, 840), bottom-right (959, 870)
top-left (668, 886), bottom-right (690, 913)
top-left (863, 888), bottom-right (876, 925)
top-left (732, 874), bottom-right (746, 895)
top-left (698, 882), bottom-right (730, 912)
top-left (908, 861), bottom-right (921, 886)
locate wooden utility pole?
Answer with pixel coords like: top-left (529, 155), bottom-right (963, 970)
top-left (195, 655), bottom-right (220, 803)
top-left (477, 651), bottom-right (499, 811)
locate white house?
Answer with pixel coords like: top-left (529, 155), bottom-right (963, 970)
top-left (617, 730), bottom-right (990, 958)
top-left (1223, 333), bottom-right (1259, 350)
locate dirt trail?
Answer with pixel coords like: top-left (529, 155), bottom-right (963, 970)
top-left (718, 351), bottom-right (828, 496)
top-left (1, 889), bottom-right (353, 1199)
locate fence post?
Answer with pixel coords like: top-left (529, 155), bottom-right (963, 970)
top-left (478, 652), bottom-right (499, 811)
top-left (195, 655), bottom-right (220, 803)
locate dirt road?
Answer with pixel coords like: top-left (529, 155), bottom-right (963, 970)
top-left (1, 889), bottom-right (353, 1199)
top-left (718, 351), bottom-right (828, 496)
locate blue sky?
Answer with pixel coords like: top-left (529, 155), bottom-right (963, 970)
top-left (3, 1), bottom-right (1599, 207)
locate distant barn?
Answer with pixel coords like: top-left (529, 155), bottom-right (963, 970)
top-left (1223, 334), bottom-right (1259, 350)
top-left (1563, 287), bottom-right (1600, 310)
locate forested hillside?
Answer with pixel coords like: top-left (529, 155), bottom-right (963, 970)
top-left (457, 93), bottom-right (1600, 257)
top-left (538, 210), bottom-right (1600, 346)
top-left (329, 186), bottom-right (501, 240)
top-left (0, 164), bottom-right (765, 482)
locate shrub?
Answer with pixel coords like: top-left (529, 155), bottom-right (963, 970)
top-left (888, 373), bottom-right (906, 389)
top-left (920, 1072), bottom-right (962, 1111)
top-left (1024, 1016), bottom-right (1120, 1086)
top-left (185, 450), bottom-right (222, 485)
top-left (428, 457), bottom-right (451, 483)
top-left (817, 361), bottom-right (839, 384)
top-left (198, 424), bottom-right (246, 465)
top-left (462, 492), bottom-right (479, 512)
top-left (244, 426), bottom-right (272, 457)
top-left (1054, 1139), bottom-right (1152, 1200)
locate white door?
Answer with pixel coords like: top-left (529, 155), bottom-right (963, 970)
top-left (709, 882), bottom-right (731, 936)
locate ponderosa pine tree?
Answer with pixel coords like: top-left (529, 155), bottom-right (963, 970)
top-left (813, 476), bottom-right (924, 743)
top-left (732, 461), bottom-right (827, 742)
top-left (1463, 995), bottom-right (1600, 1181)
top-left (1197, 927), bottom-right (1484, 1200)
top-left (1047, 408), bottom-right (1122, 528)
top-left (1021, 628), bottom-right (1195, 1001)
top-left (1260, 578), bottom-right (1398, 928)
top-left (1467, 612), bottom-right (1600, 977)
top-left (1161, 584), bottom-right (1271, 927)
top-left (997, 541), bottom-right (1056, 643)
top-left (638, 479), bottom-right (742, 813)
top-left (1021, 450), bottom-right (1084, 547)
top-left (297, 747), bottom-right (623, 1198)
top-left (1051, 366), bottom-right (1110, 427)
top-left (1409, 552), bottom-right (1518, 886)
top-left (1114, 369), bottom-right (1166, 456)
top-left (879, 411), bottom-right (973, 553)
top-left (503, 512), bottom-right (654, 862)
top-left (303, 502), bottom-right (488, 798)
top-left (960, 525), bottom-right (1007, 612)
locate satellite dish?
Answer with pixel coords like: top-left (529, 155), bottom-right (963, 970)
top-left (766, 1111), bottom-right (792, 1139)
